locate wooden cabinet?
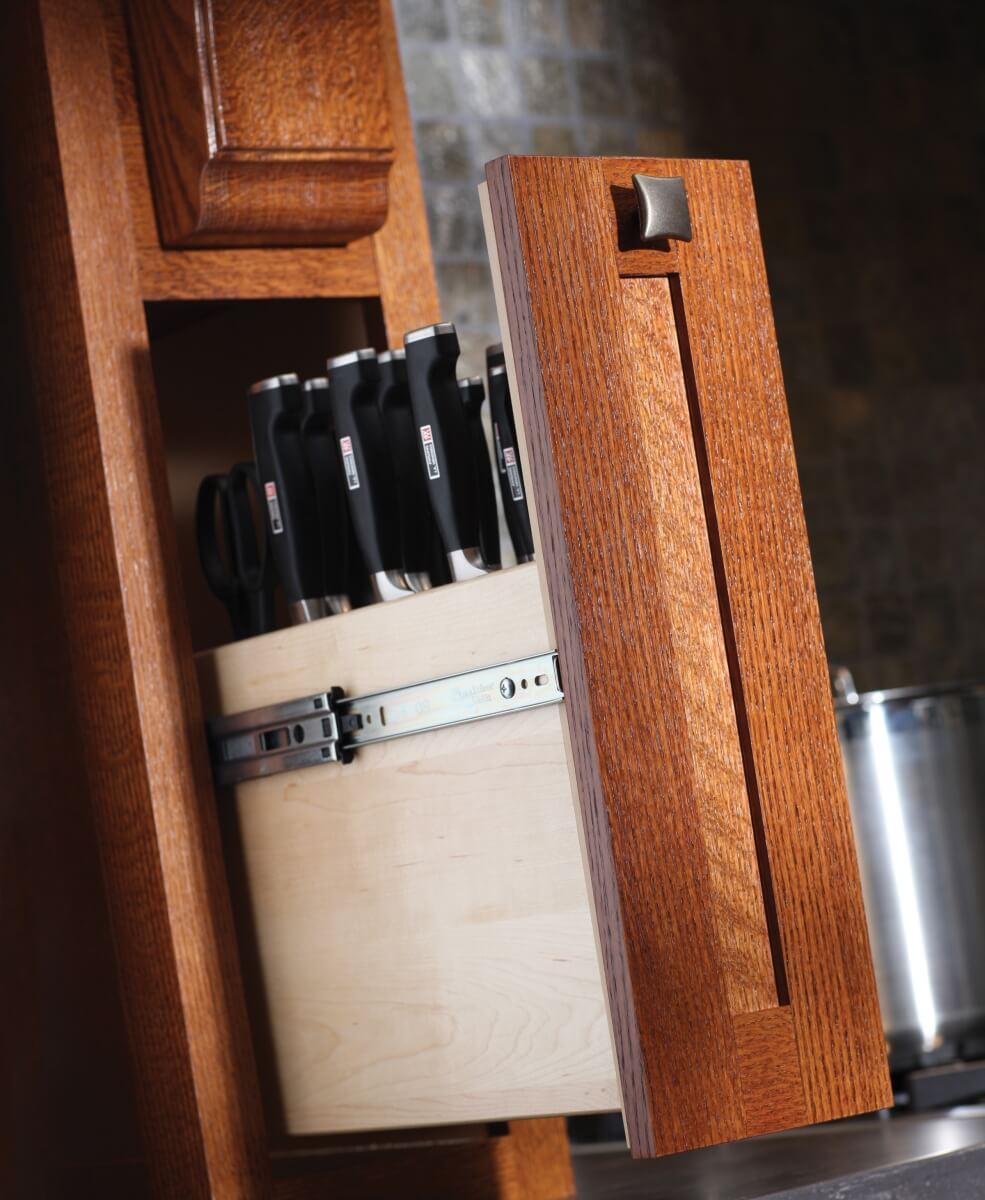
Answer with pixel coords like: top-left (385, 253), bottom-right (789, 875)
top-left (0, 0), bottom-right (890, 1194)
top-left (127, 0), bottom-right (395, 246)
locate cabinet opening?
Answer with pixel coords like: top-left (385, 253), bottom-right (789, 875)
top-left (146, 296), bottom-right (373, 653)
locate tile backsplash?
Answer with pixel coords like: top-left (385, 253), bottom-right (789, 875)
top-left (394, 0), bottom-right (985, 692)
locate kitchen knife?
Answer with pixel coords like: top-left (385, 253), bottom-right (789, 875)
top-left (326, 348), bottom-right (414, 603)
top-left (300, 378), bottom-right (352, 615)
top-left (486, 344), bottom-right (534, 564)
top-left (404, 322), bottom-right (488, 582)
top-left (377, 349), bottom-right (448, 589)
top-left (247, 373), bottom-right (327, 623)
top-left (457, 375), bottom-right (501, 571)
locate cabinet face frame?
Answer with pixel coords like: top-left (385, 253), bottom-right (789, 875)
top-left (483, 155), bottom-right (892, 1157)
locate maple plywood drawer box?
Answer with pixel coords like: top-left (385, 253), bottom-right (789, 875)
top-left (192, 156), bottom-right (893, 1157)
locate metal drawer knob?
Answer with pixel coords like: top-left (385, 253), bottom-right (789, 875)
top-left (632, 174), bottom-right (692, 243)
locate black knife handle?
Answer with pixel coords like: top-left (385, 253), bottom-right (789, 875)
top-left (247, 374), bottom-right (326, 620)
top-left (404, 323), bottom-right (486, 578)
top-left (458, 376), bottom-right (501, 570)
top-left (327, 349), bottom-right (411, 602)
top-left (300, 378), bottom-right (351, 612)
top-left (227, 461), bottom-right (278, 637)
top-left (378, 350), bottom-right (446, 587)
top-left (487, 344), bottom-right (535, 563)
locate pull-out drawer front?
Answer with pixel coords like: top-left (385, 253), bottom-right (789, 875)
top-left (483, 155), bottom-right (891, 1157)
top-left (196, 564), bottom-right (621, 1135)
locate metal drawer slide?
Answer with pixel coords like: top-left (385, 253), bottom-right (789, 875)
top-left (207, 651), bottom-right (562, 786)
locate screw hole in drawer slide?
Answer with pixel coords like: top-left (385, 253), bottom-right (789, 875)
top-left (207, 651), bottom-right (563, 787)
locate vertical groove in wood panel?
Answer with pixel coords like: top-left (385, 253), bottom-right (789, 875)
top-left (668, 276), bottom-right (790, 1008)
top-left (488, 154), bottom-right (749, 1157)
top-left (658, 157), bottom-right (893, 1121)
top-left (621, 277), bottom-right (777, 1018)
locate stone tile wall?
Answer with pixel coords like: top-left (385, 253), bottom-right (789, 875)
top-left (394, 0), bottom-right (985, 692)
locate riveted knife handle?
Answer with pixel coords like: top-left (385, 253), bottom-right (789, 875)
top-left (247, 374), bottom-right (325, 619)
top-left (458, 376), bottom-right (501, 570)
top-left (378, 350), bottom-right (446, 585)
top-left (486, 345), bottom-right (534, 563)
top-left (327, 349), bottom-right (410, 600)
top-left (404, 323), bottom-right (485, 577)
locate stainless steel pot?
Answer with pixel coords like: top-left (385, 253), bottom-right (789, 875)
top-left (834, 674), bottom-right (985, 1065)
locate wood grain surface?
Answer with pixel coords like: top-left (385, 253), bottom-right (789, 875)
top-left (198, 566), bottom-right (619, 1133)
top-left (7, 0), bottom-right (272, 1194)
top-left (485, 155), bottom-right (891, 1156)
top-left (5, 1), bottom-right (573, 1195)
top-left (105, 1), bottom-right (382, 301)
top-left (733, 1008), bottom-right (807, 1138)
top-left (372, 0), bottom-right (442, 342)
top-left (620, 276), bottom-right (776, 1018)
top-left (503, 1119), bottom-right (576, 1200)
top-left (126, 0), bottom-right (394, 246)
top-left (660, 156), bottom-right (892, 1124)
top-left (0, 67), bottom-right (143, 1192)
top-left (487, 156), bottom-right (741, 1157)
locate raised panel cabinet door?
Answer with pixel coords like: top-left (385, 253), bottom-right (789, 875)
top-left (483, 156), bottom-right (892, 1158)
top-left (126, 0), bottom-right (395, 246)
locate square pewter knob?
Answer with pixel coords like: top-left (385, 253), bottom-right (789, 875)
top-left (632, 174), bottom-right (693, 243)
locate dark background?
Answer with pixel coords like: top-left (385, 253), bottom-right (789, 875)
top-left (397, 0), bottom-right (985, 691)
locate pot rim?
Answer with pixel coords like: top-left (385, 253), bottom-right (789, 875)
top-left (835, 678), bottom-right (985, 711)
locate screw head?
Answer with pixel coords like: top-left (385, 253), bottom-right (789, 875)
top-left (500, 677), bottom-right (516, 699)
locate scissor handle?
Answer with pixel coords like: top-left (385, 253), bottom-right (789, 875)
top-left (225, 463), bottom-right (266, 587)
top-left (227, 462), bottom-right (277, 635)
top-left (196, 473), bottom-right (239, 603)
top-left (196, 467), bottom-right (277, 640)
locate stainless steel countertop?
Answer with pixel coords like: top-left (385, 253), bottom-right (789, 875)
top-left (571, 1110), bottom-right (985, 1199)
